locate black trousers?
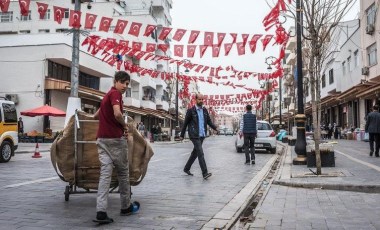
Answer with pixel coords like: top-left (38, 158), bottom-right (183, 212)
top-left (184, 137), bottom-right (208, 176)
top-left (369, 133), bottom-right (380, 155)
top-left (244, 133), bottom-right (256, 162)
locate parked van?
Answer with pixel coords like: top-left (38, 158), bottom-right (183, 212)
top-left (0, 99), bottom-right (18, 162)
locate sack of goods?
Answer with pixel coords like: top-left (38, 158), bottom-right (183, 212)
top-left (50, 111), bottom-right (154, 190)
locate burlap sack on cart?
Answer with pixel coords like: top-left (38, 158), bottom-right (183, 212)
top-left (50, 111), bottom-right (154, 189)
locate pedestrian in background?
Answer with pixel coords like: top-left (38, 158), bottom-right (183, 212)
top-left (179, 93), bottom-right (218, 179)
top-left (93, 71), bottom-right (139, 224)
top-left (18, 117), bottom-right (24, 134)
top-left (239, 104), bottom-right (257, 165)
top-left (365, 105), bottom-right (380, 157)
top-left (138, 122), bottom-right (145, 137)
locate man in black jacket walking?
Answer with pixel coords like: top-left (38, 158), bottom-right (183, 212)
top-left (179, 93), bottom-right (218, 179)
top-left (239, 104), bottom-right (257, 165)
top-left (365, 105), bottom-right (380, 157)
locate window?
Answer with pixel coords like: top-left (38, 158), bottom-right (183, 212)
top-left (367, 43), bottom-right (377, 66)
top-left (322, 74), bottom-right (326, 88)
top-left (0, 12), bottom-right (13, 22)
top-left (354, 50), bottom-right (359, 67)
top-left (40, 9), bottom-right (50, 20)
top-left (56, 28), bottom-right (67, 33)
top-left (2, 103), bottom-right (17, 123)
top-left (342, 61), bottom-right (346, 75)
top-left (38, 29), bottom-right (49, 33)
top-left (367, 4), bottom-right (376, 26)
top-left (328, 69), bottom-right (334, 84)
top-left (20, 11), bottom-right (31, 21)
top-left (19, 30), bottom-right (30, 34)
top-left (347, 56), bottom-right (351, 72)
top-left (64, 9), bottom-right (70, 19)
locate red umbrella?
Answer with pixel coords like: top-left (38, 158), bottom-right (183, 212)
top-left (21, 105), bottom-right (66, 117)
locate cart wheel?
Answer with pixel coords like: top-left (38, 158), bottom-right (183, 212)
top-left (64, 185), bottom-right (70, 201)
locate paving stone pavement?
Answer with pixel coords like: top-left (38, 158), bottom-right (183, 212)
top-left (246, 139), bottom-right (380, 229)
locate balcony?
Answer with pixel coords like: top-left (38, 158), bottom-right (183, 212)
top-left (124, 97), bottom-right (141, 108)
top-left (130, 72), bottom-right (141, 84)
top-left (141, 98), bottom-right (156, 110)
top-left (156, 97), bottom-right (169, 111)
top-left (286, 36), bottom-right (296, 50)
top-left (141, 76), bottom-right (157, 89)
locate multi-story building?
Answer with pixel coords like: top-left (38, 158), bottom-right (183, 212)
top-left (0, 0), bottom-right (189, 135)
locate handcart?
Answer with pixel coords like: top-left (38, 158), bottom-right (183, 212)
top-left (63, 110), bottom-right (119, 201)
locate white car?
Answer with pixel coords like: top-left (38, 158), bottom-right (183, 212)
top-left (235, 120), bottom-right (277, 154)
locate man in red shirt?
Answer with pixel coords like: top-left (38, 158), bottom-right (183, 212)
top-left (93, 71), bottom-right (139, 224)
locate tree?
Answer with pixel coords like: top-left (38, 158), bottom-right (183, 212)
top-left (286, 0), bottom-right (356, 174)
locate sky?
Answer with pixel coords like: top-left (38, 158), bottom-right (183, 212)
top-left (170, 0), bottom-right (360, 112)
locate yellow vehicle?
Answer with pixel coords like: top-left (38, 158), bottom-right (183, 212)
top-left (0, 99), bottom-right (18, 162)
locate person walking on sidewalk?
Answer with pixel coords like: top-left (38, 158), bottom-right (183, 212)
top-left (239, 104), bottom-right (257, 165)
top-left (93, 71), bottom-right (139, 224)
top-left (365, 105), bottom-right (380, 157)
top-left (179, 93), bottom-right (218, 179)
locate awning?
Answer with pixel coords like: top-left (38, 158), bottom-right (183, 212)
top-left (144, 108), bottom-right (165, 119)
top-left (355, 82), bottom-right (380, 99)
top-left (125, 106), bottom-right (148, 116)
top-left (157, 110), bottom-right (175, 120)
top-left (337, 83), bottom-right (374, 101)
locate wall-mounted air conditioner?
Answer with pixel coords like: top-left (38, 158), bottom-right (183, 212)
top-left (366, 24), bottom-right (375, 35)
top-left (361, 66), bottom-right (369, 75)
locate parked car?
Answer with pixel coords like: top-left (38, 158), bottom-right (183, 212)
top-left (225, 130), bottom-right (233, 136)
top-left (235, 120), bottom-right (277, 154)
top-left (0, 99), bottom-right (18, 163)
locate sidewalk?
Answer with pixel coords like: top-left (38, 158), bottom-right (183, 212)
top-left (247, 139), bottom-right (380, 229)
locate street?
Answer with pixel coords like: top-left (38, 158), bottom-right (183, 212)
top-left (0, 136), bottom-right (274, 230)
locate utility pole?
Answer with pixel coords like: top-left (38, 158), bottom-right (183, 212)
top-left (293, 0), bottom-right (307, 165)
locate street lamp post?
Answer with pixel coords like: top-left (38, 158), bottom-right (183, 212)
top-left (293, 0), bottom-right (307, 165)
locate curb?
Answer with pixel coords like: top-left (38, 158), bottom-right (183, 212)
top-left (16, 150), bottom-right (51, 154)
top-left (272, 180), bottom-right (380, 193)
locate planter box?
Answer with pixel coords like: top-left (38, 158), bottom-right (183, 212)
top-left (307, 150), bottom-right (335, 167)
top-left (288, 138), bottom-right (296, 146)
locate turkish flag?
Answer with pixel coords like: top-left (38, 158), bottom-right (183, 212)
top-left (69, 10), bottom-right (81, 28)
top-left (212, 45), bottom-right (221, 58)
top-left (128, 22), bottom-right (142, 37)
top-left (236, 42), bottom-right (245, 55)
top-left (113, 19), bottom-right (128, 34)
top-left (158, 44), bottom-right (169, 53)
top-left (84, 13), bottom-right (97, 30)
top-left (99, 17), bottom-right (113, 32)
top-left (143, 24), bottom-right (156, 36)
top-left (204, 32), bottom-right (214, 46)
top-left (53, 6), bottom-right (66, 24)
top-left (200, 45), bottom-right (208, 58)
top-left (158, 27), bottom-right (172, 40)
top-left (36, 2), bottom-right (48, 19)
top-left (0, 0), bottom-right (10, 13)
top-left (18, 0), bottom-right (30, 16)
top-left (217, 33), bottom-right (226, 46)
top-left (224, 43), bottom-right (233, 56)
top-left (172, 29), bottom-right (186, 41)
top-left (188, 30), bottom-right (200, 44)
top-left (249, 34), bottom-right (262, 53)
top-left (174, 45), bottom-right (184, 57)
top-left (132, 42), bottom-right (142, 51)
top-left (230, 33), bottom-right (237, 43)
top-left (261, 34), bottom-right (273, 51)
top-left (146, 43), bottom-right (156, 52)
top-left (242, 34), bottom-right (249, 46)
top-left (187, 45), bottom-right (196, 58)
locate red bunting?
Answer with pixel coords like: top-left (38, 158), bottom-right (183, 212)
top-left (36, 2), bottom-right (48, 19)
top-left (157, 44), bottom-right (169, 53)
top-left (172, 29), bottom-right (187, 41)
top-left (224, 43), bottom-right (233, 56)
top-left (187, 45), bottom-right (197, 58)
top-left (132, 42), bottom-right (142, 51)
top-left (261, 35), bottom-right (273, 51)
top-left (84, 13), bottom-right (97, 30)
top-left (212, 45), bottom-right (221, 58)
top-left (230, 33), bottom-right (237, 43)
top-left (204, 32), bottom-right (214, 46)
top-left (114, 19), bottom-right (128, 34)
top-left (146, 43), bottom-right (156, 52)
top-left (217, 33), bottom-right (226, 47)
top-left (143, 24), bottom-right (156, 36)
top-left (249, 34), bottom-right (262, 53)
top-left (158, 27), bottom-right (172, 40)
top-left (242, 34), bottom-right (249, 46)
top-left (174, 45), bottom-right (184, 57)
top-left (99, 17), bottom-right (113, 32)
top-left (188, 30), bottom-right (200, 44)
top-left (18, 0), bottom-right (30, 16)
top-left (236, 42), bottom-right (245, 56)
top-left (69, 10), bottom-right (81, 29)
top-left (0, 0), bottom-right (10, 13)
top-left (53, 6), bottom-right (66, 24)
top-left (128, 22), bottom-right (142, 37)
top-left (200, 45), bottom-right (208, 58)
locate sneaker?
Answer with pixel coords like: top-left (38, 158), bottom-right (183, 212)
top-left (245, 161), bottom-right (250, 165)
top-left (184, 169), bottom-right (193, 176)
top-left (251, 160), bottom-right (255, 165)
top-left (203, 173), bottom-right (212, 179)
top-left (93, 211), bottom-right (113, 224)
top-left (370, 151), bottom-right (373, 156)
top-left (120, 201), bottom-right (140, 216)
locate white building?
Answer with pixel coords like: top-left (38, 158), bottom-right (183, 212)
top-left (0, 0), bottom-right (189, 135)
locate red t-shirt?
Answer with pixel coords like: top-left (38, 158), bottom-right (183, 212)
top-left (97, 87), bottom-right (124, 138)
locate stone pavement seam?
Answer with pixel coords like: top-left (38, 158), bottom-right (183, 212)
top-left (201, 152), bottom-right (280, 230)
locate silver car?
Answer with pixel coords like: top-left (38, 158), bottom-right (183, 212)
top-left (235, 120), bottom-right (277, 154)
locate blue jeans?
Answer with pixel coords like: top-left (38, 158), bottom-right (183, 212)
top-left (184, 137), bottom-right (208, 176)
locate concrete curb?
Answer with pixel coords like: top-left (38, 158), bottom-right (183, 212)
top-left (16, 150), bottom-right (51, 154)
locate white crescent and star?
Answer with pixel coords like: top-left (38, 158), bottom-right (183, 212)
top-left (20, 0), bottom-right (27, 7)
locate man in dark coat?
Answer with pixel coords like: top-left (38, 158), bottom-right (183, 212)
top-left (239, 104), bottom-right (257, 165)
top-left (179, 93), bottom-right (218, 179)
top-left (365, 105), bottom-right (380, 157)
